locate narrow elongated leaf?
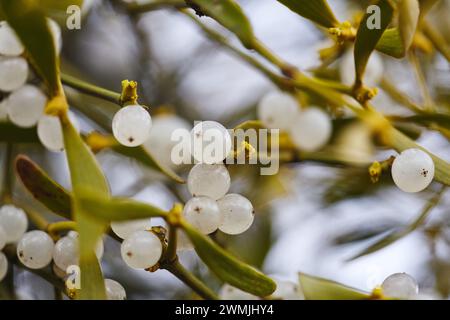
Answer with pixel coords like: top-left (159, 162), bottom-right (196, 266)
top-left (276, 0), bottom-right (339, 28)
top-left (398, 0), bottom-right (420, 51)
top-left (181, 221), bottom-right (276, 297)
top-left (0, 0), bottom-right (59, 95)
top-left (15, 155), bottom-right (72, 219)
top-left (188, 0), bottom-right (254, 47)
top-left (78, 194), bottom-right (168, 222)
top-left (389, 127), bottom-right (450, 186)
top-left (62, 116), bottom-right (108, 299)
top-left (113, 145), bottom-right (185, 184)
top-left (299, 273), bottom-right (370, 300)
top-left (377, 28), bottom-right (405, 58)
top-left (419, 0), bottom-right (439, 17)
top-left (354, 0), bottom-right (395, 84)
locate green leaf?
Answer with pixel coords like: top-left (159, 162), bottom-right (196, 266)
top-left (398, 0), bottom-right (420, 52)
top-left (15, 155), bottom-right (72, 219)
top-left (0, 0), bottom-right (59, 95)
top-left (78, 194), bottom-right (168, 222)
top-left (299, 273), bottom-right (370, 300)
top-left (390, 127), bottom-right (450, 186)
top-left (62, 116), bottom-right (109, 299)
top-left (377, 28), bottom-right (405, 58)
top-left (276, 0), bottom-right (339, 28)
top-left (354, 0), bottom-right (395, 84)
top-left (181, 221), bottom-right (276, 297)
top-left (0, 122), bottom-right (39, 143)
top-left (188, 0), bottom-right (255, 47)
top-left (113, 145), bottom-right (185, 184)
top-left (419, 0), bottom-right (439, 17)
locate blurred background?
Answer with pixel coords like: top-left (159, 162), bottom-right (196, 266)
top-left (2, 0), bottom-right (450, 299)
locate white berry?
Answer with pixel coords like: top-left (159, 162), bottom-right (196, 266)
top-left (289, 107), bottom-right (332, 152)
top-left (121, 230), bottom-right (162, 269)
top-left (105, 279), bottom-right (127, 300)
top-left (47, 18), bottom-right (62, 54)
top-left (340, 50), bottom-right (384, 87)
top-left (381, 273), bottom-right (419, 299)
top-left (144, 114), bottom-right (191, 169)
top-left (187, 163), bottom-right (230, 200)
top-left (0, 252), bottom-right (7, 282)
top-left (0, 21), bottom-right (24, 56)
top-left (0, 56), bottom-right (28, 92)
top-left (220, 284), bottom-right (258, 300)
top-left (183, 197), bottom-right (222, 235)
top-left (37, 111), bottom-right (79, 152)
top-left (0, 204), bottom-right (28, 243)
top-left (191, 121), bottom-right (232, 164)
top-left (270, 279), bottom-right (304, 300)
top-left (17, 231), bottom-right (54, 269)
top-left (112, 104), bottom-right (152, 147)
top-left (6, 85), bottom-right (47, 128)
top-left (0, 225), bottom-right (6, 250)
top-left (111, 218), bottom-right (152, 240)
top-left (217, 194), bottom-right (254, 235)
top-left (391, 148), bottom-right (435, 193)
top-left (258, 92), bottom-right (299, 130)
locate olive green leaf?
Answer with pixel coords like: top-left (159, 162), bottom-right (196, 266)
top-left (181, 221), bottom-right (276, 297)
top-left (15, 155), bottom-right (72, 219)
top-left (354, 0), bottom-right (395, 84)
top-left (376, 28), bottom-right (405, 58)
top-left (233, 120), bottom-right (265, 131)
top-left (299, 273), bottom-right (370, 300)
top-left (77, 194), bottom-right (168, 222)
top-left (398, 0), bottom-right (420, 52)
top-left (419, 0), bottom-right (439, 17)
top-left (0, 122), bottom-right (39, 143)
top-left (389, 128), bottom-right (450, 186)
top-left (186, 0), bottom-right (255, 47)
top-left (276, 0), bottom-right (339, 28)
top-left (62, 117), bottom-right (109, 299)
top-left (113, 145), bottom-right (185, 184)
top-left (0, 0), bottom-right (59, 95)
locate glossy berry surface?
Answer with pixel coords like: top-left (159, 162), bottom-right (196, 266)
top-left (187, 163), bottom-right (231, 200)
top-left (217, 193), bottom-right (254, 235)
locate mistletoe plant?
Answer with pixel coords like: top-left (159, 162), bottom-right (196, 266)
top-left (0, 0), bottom-right (449, 300)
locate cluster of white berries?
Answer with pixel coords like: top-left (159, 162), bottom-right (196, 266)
top-left (0, 20), bottom-right (80, 153)
top-left (381, 272), bottom-right (419, 299)
top-left (183, 163), bottom-right (255, 238)
top-left (391, 148), bottom-right (435, 193)
top-left (258, 91), bottom-right (332, 152)
top-left (0, 204), bottom-right (126, 299)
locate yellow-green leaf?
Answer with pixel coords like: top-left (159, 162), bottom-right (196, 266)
top-left (15, 155), bottom-right (72, 219)
top-left (0, 0), bottom-right (59, 95)
top-left (354, 0), bottom-right (395, 84)
top-left (299, 273), bottom-right (370, 300)
top-left (376, 28), bottom-right (405, 58)
top-left (113, 145), bottom-right (185, 184)
top-left (276, 0), bottom-right (339, 28)
top-left (181, 221), bottom-right (276, 297)
top-left (188, 0), bottom-right (255, 47)
top-left (398, 0), bottom-right (420, 52)
top-left (62, 116), bottom-right (109, 299)
top-left (78, 194), bottom-right (168, 222)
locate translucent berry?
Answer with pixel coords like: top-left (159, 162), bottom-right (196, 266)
top-left (381, 273), bottom-right (419, 299)
top-left (183, 197), bottom-right (222, 235)
top-left (0, 204), bottom-right (28, 243)
top-left (121, 230), bottom-right (162, 269)
top-left (0, 21), bottom-right (24, 56)
top-left (144, 114), bottom-right (191, 169)
top-left (0, 56), bottom-right (28, 92)
top-left (105, 279), bottom-right (126, 300)
top-left (191, 121), bottom-right (232, 164)
top-left (257, 92), bottom-right (299, 130)
top-left (6, 85), bottom-right (47, 128)
top-left (217, 194), bottom-right (254, 235)
top-left (111, 218), bottom-right (152, 240)
top-left (0, 252), bottom-right (7, 282)
top-left (289, 107), bottom-right (332, 152)
top-left (391, 148), bottom-right (435, 193)
top-left (112, 104), bottom-right (152, 147)
top-left (0, 225), bottom-right (6, 250)
top-left (340, 50), bottom-right (384, 87)
top-left (220, 284), bottom-right (258, 300)
top-left (17, 231), bottom-right (54, 269)
top-left (187, 163), bottom-right (230, 200)
top-left (37, 111), bottom-right (79, 152)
